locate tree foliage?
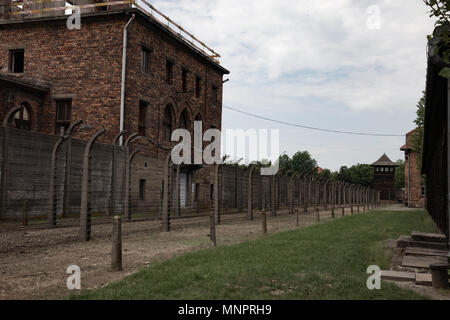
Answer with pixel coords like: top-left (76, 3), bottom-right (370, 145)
top-left (333, 164), bottom-right (374, 188)
top-left (411, 91), bottom-right (425, 171)
top-left (279, 151), bottom-right (318, 176)
top-left (423, 0), bottom-right (450, 78)
top-left (395, 159), bottom-right (405, 189)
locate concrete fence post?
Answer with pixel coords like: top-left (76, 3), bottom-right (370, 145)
top-left (261, 208), bottom-right (267, 235)
top-left (331, 182), bottom-right (335, 219)
top-left (124, 148), bottom-right (141, 221)
top-left (111, 215), bottom-right (122, 271)
top-left (175, 165), bottom-right (181, 217)
top-left (79, 128), bottom-right (105, 242)
top-left (248, 165), bottom-right (256, 220)
top-left (210, 207), bottom-right (217, 247)
top-left (109, 131), bottom-right (127, 216)
top-left (48, 135), bottom-right (65, 227)
top-left (214, 163), bottom-right (221, 225)
top-left (271, 173), bottom-right (279, 216)
top-left (161, 152), bottom-right (172, 232)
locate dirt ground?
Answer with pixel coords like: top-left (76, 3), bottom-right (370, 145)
top-left (2, 204), bottom-right (444, 300)
top-left (1, 206), bottom-right (341, 300)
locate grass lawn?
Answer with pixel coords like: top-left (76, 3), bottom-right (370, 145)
top-left (70, 209), bottom-right (437, 300)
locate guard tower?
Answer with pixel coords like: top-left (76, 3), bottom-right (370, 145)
top-left (371, 154), bottom-right (398, 201)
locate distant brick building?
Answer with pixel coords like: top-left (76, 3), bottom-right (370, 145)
top-left (371, 154), bottom-right (398, 201)
top-left (400, 129), bottom-right (425, 208)
top-left (0, 3), bottom-right (230, 213)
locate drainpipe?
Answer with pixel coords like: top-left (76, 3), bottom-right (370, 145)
top-left (408, 150), bottom-right (411, 208)
top-left (120, 14), bottom-right (135, 145)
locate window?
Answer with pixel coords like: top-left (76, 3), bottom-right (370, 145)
top-left (182, 68), bottom-right (189, 92)
top-left (14, 103), bottom-right (31, 130)
top-left (138, 101), bottom-right (148, 136)
top-left (139, 179), bottom-right (146, 200)
top-left (55, 99), bottom-right (72, 135)
top-left (195, 76), bottom-right (202, 98)
top-left (166, 60), bottom-right (174, 85)
top-left (421, 185), bottom-right (426, 197)
top-left (163, 105), bottom-right (173, 142)
top-left (179, 110), bottom-right (188, 130)
top-left (212, 85), bottom-right (218, 105)
top-left (9, 49), bottom-right (24, 73)
top-left (142, 47), bottom-right (151, 74)
top-left (210, 184), bottom-right (214, 201)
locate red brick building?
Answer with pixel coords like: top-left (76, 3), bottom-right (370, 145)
top-left (400, 128), bottom-right (425, 208)
top-left (371, 154), bottom-right (397, 201)
top-left (0, 4), bottom-right (229, 149)
top-left (0, 3), bottom-right (230, 214)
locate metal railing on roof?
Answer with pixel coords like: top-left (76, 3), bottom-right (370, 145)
top-left (0, 0), bottom-right (221, 63)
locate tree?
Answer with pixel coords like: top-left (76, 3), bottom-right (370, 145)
top-left (333, 164), bottom-right (373, 187)
top-left (423, 0), bottom-right (450, 78)
top-left (319, 168), bottom-right (332, 180)
top-left (290, 151), bottom-right (318, 176)
top-left (411, 91), bottom-right (425, 171)
top-left (395, 159), bottom-right (405, 189)
top-left (278, 151), bottom-right (318, 176)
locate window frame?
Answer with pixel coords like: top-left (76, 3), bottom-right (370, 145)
top-left (138, 100), bottom-right (148, 137)
top-left (9, 49), bottom-right (24, 74)
top-left (166, 59), bottom-right (174, 85)
top-left (141, 46), bottom-right (152, 75)
top-left (55, 99), bottom-right (72, 135)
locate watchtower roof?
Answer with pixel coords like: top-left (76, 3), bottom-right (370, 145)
top-left (371, 154), bottom-right (397, 167)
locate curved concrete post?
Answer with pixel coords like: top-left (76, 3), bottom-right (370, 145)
top-left (214, 163), bottom-right (221, 225)
top-left (1, 105), bottom-right (26, 219)
top-left (2, 105), bottom-right (24, 126)
top-left (271, 172), bottom-right (280, 216)
top-left (124, 148), bottom-right (141, 221)
top-left (48, 120), bottom-right (83, 226)
top-left (161, 152), bottom-right (172, 232)
top-left (248, 164), bottom-right (256, 220)
top-left (79, 128), bottom-right (106, 242)
top-left (175, 164), bottom-right (181, 217)
top-left (289, 172), bottom-right (299, 214)
top-left (48, 136), bottom-right (65, 227)
top-left (109, 130), bottom-right (127, 216)
top-left (302, 174), bottom-right (308, 213)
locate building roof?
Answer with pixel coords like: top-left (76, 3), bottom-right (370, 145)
top-left (0, 7), bottom-right (230, 75)
top-left (371, 154), bottom-right (398, 167)
top-left (0, 74), bottom-right (50, 96)
top-left (400, 128), bottom-right (419, 151)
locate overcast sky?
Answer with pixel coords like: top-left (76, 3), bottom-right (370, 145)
top-left (151, 0), bottom-right (436, 171)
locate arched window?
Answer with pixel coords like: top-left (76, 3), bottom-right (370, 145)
top-left (14, 103), bottom-right (31, 130)
top-left (194, 113), bottom-right (202, 122)
top-left (163, 105), bottom-right (173, 142)
top-left (179, 110), bottom-right (189, 130)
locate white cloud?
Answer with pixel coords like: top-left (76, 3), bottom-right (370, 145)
top-left (148, 0), bottom-right (436, 170)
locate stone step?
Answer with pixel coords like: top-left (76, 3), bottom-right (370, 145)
top-left (381, 270), bottom-right (415, 282)
top-left (415, 273), bottom-right (432, 286)
top-left (411, 231), bottom-right (447, 244)
top-left (407, 240), bottom-right (448, 251)
top-left (402, 255), bottom-right (448, 269)
top-left (405, 247), bottom-right (449, 258)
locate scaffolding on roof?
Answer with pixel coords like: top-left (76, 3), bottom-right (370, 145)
top-left (0, 0), bottom-right (221, 63)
